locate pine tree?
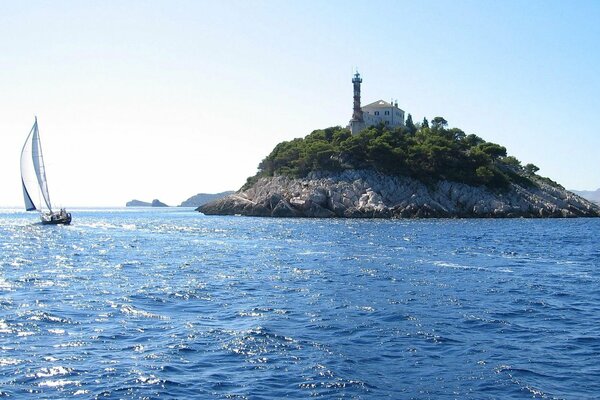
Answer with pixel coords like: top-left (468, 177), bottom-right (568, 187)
top-left (422, 117), bottom-right (429, 128)
top-left (431, 116), bottom-right (448, 129)
top-left (405, 113), bottom-right (416, 134)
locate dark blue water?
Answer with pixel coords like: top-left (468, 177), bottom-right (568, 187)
top-left (1, 208), bottom-right (599, 399)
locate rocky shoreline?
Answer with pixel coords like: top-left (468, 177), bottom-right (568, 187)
top-left (198, 170), bottom-right (600, 218)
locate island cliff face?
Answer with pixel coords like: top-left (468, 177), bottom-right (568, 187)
top-left (199, 170), bottom-right (600, 218)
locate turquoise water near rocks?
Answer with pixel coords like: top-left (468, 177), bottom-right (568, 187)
top-left (1, 208), bottom-right (599, 399)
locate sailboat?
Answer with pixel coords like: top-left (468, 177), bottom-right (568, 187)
top-left (20, 117), bottom-right (72, 225)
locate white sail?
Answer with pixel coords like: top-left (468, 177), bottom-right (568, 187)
top-left (20, 121), bottom-right (38, 211)
top-left (31, 121), bottom-right (52, 211)
top-left (20, 118), bottom-right (53, 212)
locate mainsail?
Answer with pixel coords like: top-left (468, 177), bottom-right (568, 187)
top-left (20, 118), bottom-right (53, 212)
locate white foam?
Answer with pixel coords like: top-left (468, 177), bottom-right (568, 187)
top-left (38, 379), bottom-right (79, 387)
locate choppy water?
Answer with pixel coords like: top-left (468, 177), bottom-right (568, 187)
top-left (0, 208), bottom-right (599, 399)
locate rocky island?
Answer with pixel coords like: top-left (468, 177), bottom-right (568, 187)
top-left (571, 188), bottom-right (600, 205)
top-left (126, 199), bottom-right (169, 207)
top-left (179, 191), bottom-right (234, 207)
top-left (200, 73), bottom-right (599, 219)
top-left (199, 123), bottom-right (600, 218)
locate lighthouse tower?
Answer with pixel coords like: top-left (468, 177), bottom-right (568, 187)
top-left (349, 71), bottom-right (366, 135)
top-left (346, 71), bottom-right (406, 134)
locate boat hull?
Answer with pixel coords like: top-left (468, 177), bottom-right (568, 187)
top-left (41, 212), bottom-right (72, 225)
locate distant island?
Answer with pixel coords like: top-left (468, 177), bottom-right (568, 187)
top-left (126, 199), bottom-right (169, 207)
top-left (199, 123), bottom-right (600, 218)
top-left (125, 192), bottom-right (234, 208)
top-left (571, 188), bottom-right (600, 204)
top-left (179, 191), bottom-right (234, 207)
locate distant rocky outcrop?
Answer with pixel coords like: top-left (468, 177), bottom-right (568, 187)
top-left (179, 191), bottom-right (235, 207)
top-left (571, 188), bottom-right (600, 204)
top-left (126, 199), bottom-right (169, 207)
top-left (198, 170), bottom-right (600, 218)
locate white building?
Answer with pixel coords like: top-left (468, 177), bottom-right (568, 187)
top-left (348, 72), bottom-right (405, 135)
top-left (362, 100), bottom-right (405, 129)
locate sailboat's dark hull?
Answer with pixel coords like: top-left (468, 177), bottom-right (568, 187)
top-left (41, 212), bottom-right (72, 225)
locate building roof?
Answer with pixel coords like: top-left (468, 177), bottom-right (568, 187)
top-left (362, 100), bottom-right (404, 112)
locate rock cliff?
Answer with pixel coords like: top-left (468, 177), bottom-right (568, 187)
top-left (198, 170), bottom-right (600, 218)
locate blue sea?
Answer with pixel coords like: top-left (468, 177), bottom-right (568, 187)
top-left (0, 208), bottom-right (599, 399)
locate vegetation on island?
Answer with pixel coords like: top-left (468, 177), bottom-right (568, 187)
top-left (245, 116), bottom-right (543, 191)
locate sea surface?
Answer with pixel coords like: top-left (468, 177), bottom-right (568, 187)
top-left (0, 208), bottom-right (599, 399)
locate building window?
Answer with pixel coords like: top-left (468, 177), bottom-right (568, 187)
top-left (385, 111), bottom-right (389, 115)
top-left (374, 111), bottom-right (379, 116)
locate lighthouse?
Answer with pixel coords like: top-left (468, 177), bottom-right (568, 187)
top-left (349, 71), bottom-right (366, 135)
top-left (347, 71), bottom-right (405, 134)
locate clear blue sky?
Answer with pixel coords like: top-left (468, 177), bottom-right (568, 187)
top-left (1, 1), bottom-right (599, 206)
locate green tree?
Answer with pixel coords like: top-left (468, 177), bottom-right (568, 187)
top-left (448, 128), bottom-right (466, 142)
top-left (524, 163), bottom-right (540, 174)
top-left (431, 116), bottom-right (448, 129)
top-left (503, 156), bottom-right (522, 169)
top-left (463, 134), bottom-right (485, 148)
top-left (476, 166), bottom-right (494, 183)
top-left (476, 143), bottom-right (507, 160)
top-left (422, 117), bottom-right (429, 129)
top-left (405, 113), bottom-right (416, 135)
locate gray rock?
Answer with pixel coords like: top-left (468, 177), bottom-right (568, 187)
top-left (272, 200), bottom-right (300, 217)
top-left (306, 203), bottom-right (336, 218)
top-left (196, 170), bottom-right (600, 219)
